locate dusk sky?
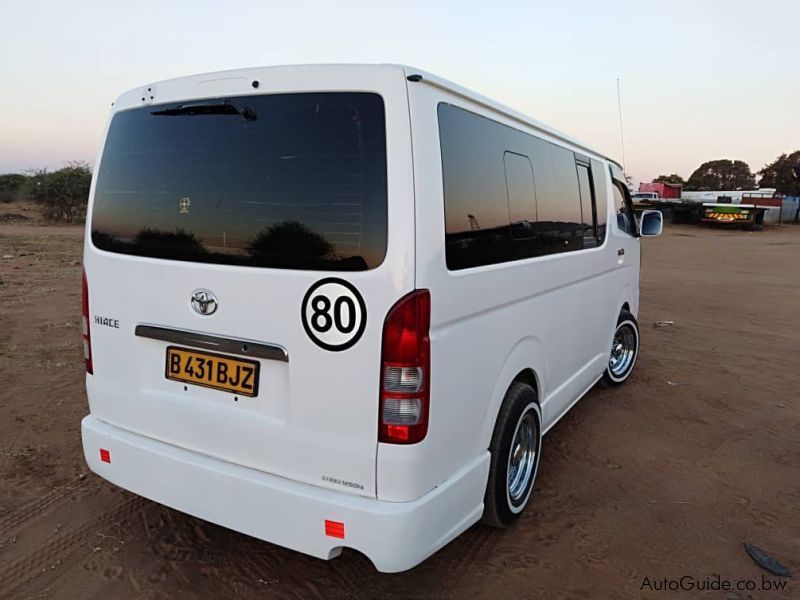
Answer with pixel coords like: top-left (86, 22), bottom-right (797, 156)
top-left (1, 0), bottom-right (797, 184)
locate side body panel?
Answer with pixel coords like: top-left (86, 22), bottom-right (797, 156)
top-left (378, 74), bottom-right (640, 502)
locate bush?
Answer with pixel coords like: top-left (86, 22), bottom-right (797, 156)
top-left (0, 173), bottom-right (28, 203)
top-left (22, 162), bottom-right (92, 222)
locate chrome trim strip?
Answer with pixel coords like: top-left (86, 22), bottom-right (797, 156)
top-left (135, 324), bottom-right (288, 363)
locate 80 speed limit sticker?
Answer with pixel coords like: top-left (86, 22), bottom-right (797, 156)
top-left (301, 278), bottom-right (367, 351)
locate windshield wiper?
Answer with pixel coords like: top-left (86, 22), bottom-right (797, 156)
top-left (152, 101), bottom-right (257, 121)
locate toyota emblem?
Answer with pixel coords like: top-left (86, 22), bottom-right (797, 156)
top-left (191, 289), bottom-right (218, 316)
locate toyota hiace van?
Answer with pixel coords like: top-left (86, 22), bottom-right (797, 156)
top-left (81, 64), bottom-right (662, 572)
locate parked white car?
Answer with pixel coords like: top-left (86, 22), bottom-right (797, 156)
top-left (81, 64), bottom-right (662, 572)
top-left (632, 191), bottom-right (659, 202)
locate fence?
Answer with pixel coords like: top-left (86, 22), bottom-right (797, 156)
top-left (781, 196), bottom-right (800, 223)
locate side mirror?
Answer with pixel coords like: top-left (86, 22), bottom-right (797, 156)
top-left (639, 210), bottom-right (663, 237)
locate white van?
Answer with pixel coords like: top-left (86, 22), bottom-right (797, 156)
top-left (81, 64), bottom-right (662, 572)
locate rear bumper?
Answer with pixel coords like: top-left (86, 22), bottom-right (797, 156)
top-left (81, 415), bottom-right (489, 572)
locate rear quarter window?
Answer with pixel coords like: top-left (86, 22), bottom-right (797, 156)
top-left (91, 92), bottom-right (387, 271)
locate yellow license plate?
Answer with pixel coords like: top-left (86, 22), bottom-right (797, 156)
top-left (165, 346), bottom-right (260, 397)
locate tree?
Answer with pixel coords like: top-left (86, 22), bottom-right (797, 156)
top-left (653, 173), bottom-right (685, 185)
top-left (247, 221), bottom-right (334, 268)
top-left (133, 227), bottom-right (209, 259)
top-left (21, 162), bottom-right (92, 222)
top-left (757, 150), bottom-right (800, 196)
top-left (0, 173), bottom-right (28, 203)
top-left (685, 159), bottom-right (755, 191)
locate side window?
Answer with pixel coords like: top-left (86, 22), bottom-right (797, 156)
top-left (576, 162), bottom-right (596, 247)
top-left (503, 152), bottom-right (536, 239)
top-left (612, 181), bottom-right (637, 236)
top-left (439, 104), bottom-right (514, 270)
top-left (439, 103), bottom-right (614, 270)
top-left (534, 144), bottom-right (584, 254)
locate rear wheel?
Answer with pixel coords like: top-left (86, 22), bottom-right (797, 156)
top-left (482, 383), bottom-right (542, 528)
top-left (602, 310), bottom-right (639, 386)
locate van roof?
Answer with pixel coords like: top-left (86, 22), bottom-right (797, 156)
top-left (397, 65), bottom-right (620, 167)
top-left (119, 63), bottom-right (620, 168)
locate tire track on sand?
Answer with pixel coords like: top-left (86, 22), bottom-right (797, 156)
top-left (0, 477), bottom-right (91, 540)
top-left (0, 493), bottom-right (147, 597)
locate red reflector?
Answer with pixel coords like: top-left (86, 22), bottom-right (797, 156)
top-left (82, 268), bottom-right (93, 374)
top-left (385, 424), bottom-right (410, 442)
top-left (99, 448), bottom-right (111, 463)
top-left (324, 520), bottom-right (345, 539)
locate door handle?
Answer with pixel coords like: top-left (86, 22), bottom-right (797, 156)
top-left (617, 248), bottom-right (625, 256)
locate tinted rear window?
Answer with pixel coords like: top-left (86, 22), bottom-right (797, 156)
top-left (91, 92), bottom-right (387, 270)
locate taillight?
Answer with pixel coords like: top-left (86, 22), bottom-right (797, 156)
top-left (81, 268), bottom-right (93, 374)
top-left (379, 290), bottom-right (430, 444)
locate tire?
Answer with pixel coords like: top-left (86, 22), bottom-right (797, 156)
top-left (601, 310), bottom-right (640, 386)
top-left (482, 382), bottom-right (542, 528)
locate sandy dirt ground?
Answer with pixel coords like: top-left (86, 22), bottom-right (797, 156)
top-left (1, 202), bottom-right (798, 599)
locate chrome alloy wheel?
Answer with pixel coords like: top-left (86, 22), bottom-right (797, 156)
top-left (609, 322), bottom-right (637, 379)
top-left (507, 411), bottom-right (538, 505)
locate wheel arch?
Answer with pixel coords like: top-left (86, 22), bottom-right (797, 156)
top-left (479, 336), bottom-right (546, 451)
top-left (511, 368), bottom-right (539, 397)
top-left (616, 282), bottom-right (638, 320)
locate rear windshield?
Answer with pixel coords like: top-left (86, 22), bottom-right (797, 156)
top-left (91, 92), bottom-right (387, 270)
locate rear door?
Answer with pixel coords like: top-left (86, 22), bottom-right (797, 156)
top-left (83, 66), bottom-right (415, 498)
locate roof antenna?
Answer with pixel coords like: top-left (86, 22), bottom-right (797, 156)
top-left (616, 77), bottom-right (627, 173)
